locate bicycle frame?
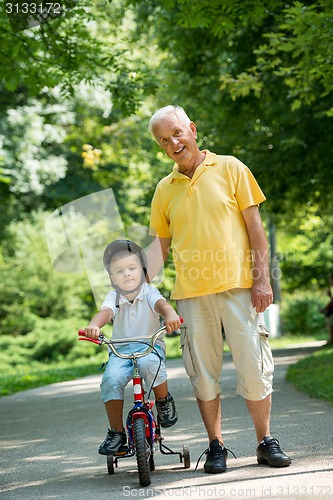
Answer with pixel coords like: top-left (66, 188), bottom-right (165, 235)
top-left (126, 358), bottom-right (156, 452)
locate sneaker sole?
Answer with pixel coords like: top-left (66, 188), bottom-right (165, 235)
top-left (204, 465), bottom-right (227, 474)
top-left (257, 458), bottom-right (291, 467)
top-left (99, 445), bottom-right (128, 456)
top-left (99, 449), bottom-right (117, 456)
top-left (159, 418), bottom-right (178, 428)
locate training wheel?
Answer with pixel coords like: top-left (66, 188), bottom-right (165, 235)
top-left (182, 445), bottom-right (191, 469)
top-left (107, 455), bottom-right (115, 474)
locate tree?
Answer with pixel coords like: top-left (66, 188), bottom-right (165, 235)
top-left (278, 206), bottom-right (333, 292)
top-left (0, 1), bottom-right (155, 110)
top-left (0, 1), bottom-right (162, 228)
top-left (129, 0), bottom-right (333, 215)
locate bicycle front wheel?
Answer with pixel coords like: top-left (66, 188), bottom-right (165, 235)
top-left (133, 417), bottom-right (151, 486)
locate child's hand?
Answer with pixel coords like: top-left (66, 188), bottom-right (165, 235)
top-left (164, 312), bottom-right (181, 335)
top-left (84, 325), bottom-right (101, 340)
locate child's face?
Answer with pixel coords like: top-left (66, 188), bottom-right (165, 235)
top-left (110, 253), bottom-right (142, 292)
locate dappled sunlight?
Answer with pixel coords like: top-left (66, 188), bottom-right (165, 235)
top-left (164, 366), bottom-right (187, 379)
top-left (1, 438), bottom-right (47, 450)
top-left (27, 376), bottom-right (101, 398)
top-left (273, 354), bottom-right (308, 366)
top-left (25, 454), bottom-right (64, 462)
top-left (2, 480), bottom-right (49, 494)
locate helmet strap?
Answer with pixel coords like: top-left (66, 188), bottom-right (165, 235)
top-left (111, 271), bottom-right (147, 308)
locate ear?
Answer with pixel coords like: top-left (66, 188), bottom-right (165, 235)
top-left (189, 121), bottom-right (197, 139)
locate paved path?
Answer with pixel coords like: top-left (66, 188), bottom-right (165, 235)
top-left (1, 343), bottom-right (332, 499)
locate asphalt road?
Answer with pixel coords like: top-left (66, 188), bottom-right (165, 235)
top-left (1, 343), bottom-right (332, 500)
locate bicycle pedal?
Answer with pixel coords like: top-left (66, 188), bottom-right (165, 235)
top-left (115, 445), bottom-right (129, 456)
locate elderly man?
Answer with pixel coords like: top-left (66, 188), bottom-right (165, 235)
top-left (148, 105), bottom-right (291, 473)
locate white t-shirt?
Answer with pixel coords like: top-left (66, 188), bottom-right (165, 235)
top-left (100, 282), bottom-right (166, 350)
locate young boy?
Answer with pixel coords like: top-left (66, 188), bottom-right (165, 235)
top-left (84, 239), bottom-right (180, 455)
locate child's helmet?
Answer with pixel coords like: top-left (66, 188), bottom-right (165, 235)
top-left (103, 240), bottom-right (149, 299)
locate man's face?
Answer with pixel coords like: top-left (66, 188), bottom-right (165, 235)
top-left (152, 114), bottom-right (199, 173)
top-left (110, 253), bottom-right (142, 292)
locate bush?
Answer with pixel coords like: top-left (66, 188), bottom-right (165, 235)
top-left (0, 211), bottom-right (93, 336)
top-left (27, 317), bottom-right (91, 362)
top-left (280, 291), bottom-right (328, 336)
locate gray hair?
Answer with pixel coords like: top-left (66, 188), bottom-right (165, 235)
top-left (148, 105), bottom-right (191, 138)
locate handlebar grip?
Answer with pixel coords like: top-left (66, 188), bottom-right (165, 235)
top-left (78, 336), bottom-right (102, 345)
top-left (77, 329), bottom-right (103, 345)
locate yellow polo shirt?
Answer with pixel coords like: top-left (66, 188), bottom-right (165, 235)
top-left (149, 150), bottom-right (266, 299)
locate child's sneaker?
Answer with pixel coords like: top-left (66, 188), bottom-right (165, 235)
top-left (98, 428), bottom-right (127, 455)
top-left (156, 393), bottom-right (178, 428)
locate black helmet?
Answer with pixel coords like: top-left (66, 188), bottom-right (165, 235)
top-left (103, 240), bottom-right (149, 302)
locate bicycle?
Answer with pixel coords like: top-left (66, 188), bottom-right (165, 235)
top-left (78, 323), bottom-right (191, 486)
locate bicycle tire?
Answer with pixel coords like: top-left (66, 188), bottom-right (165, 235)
top-left (183, 444), bottom-right (191, 469)
top-left (107, 455), bottom-right (115, 475)
top-left (134, 417), bottom-right (151, 486)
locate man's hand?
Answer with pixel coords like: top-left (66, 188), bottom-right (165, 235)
top-left (251, 280), bottom-right (273, 313)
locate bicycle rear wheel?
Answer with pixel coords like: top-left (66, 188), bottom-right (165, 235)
top-left (107, 455), bottom-right (115, 474)
top-left (134, 417), bottom-right (151, 486)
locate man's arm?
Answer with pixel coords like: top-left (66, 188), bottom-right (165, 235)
top-left (146, 237), bottom-right (171, 281)
top-left (241, 205), bottom-right (273, 313)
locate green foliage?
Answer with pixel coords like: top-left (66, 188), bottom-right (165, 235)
top-left (280, 291), bottom-right (327, 336)
top-left (286, 346), bottom-right (333, 403)
top-left (0, 212), bottom-right (92, 336)
top-left (0, 1), bottom-right (155, 112)
top-left (0, 316), bottom-right (107, 397)
top-left (30, 320), bottom-right (79, 362)
top-left (130, 0), bottom-right (333, 215)
top-left (256, 1), bottom-right (333, 114)
top-left (277, 207), bottom-right (333, 293)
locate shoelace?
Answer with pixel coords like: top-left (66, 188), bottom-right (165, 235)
top-left (264, 438), bottom-right (283, 453)
top-left (105, 429), bottom-right (124, 446)
top-left (157, 399), bottom-right (175, 417)
top-left (194, 445), bottom-right (236, 471)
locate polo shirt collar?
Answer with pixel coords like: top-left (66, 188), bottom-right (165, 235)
top-left (170, 149), bottom-right (216, 183)
top-left (118, 282), bottom-right (148, 305)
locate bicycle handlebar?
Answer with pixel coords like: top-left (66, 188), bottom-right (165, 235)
top-left (78, 318), bottom-right (184, 360)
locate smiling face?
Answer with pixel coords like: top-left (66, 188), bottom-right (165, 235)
top-left (152, 112), bottom-right (204, 177)
top-left (110, 252), bottom-right (143, 293)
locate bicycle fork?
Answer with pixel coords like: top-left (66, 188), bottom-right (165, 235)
top-left (127, 361), bottom-right (156, 445)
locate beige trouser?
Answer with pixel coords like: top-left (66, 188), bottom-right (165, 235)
top-left (177, 288), bottom-right (274, 401)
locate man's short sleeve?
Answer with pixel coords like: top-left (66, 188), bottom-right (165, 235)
top-left (149, 185), bottom-right (172, 238)
top-left (234, 162), bottom-right (266, 211)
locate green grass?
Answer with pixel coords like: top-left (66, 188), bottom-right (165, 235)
top-left (0, 357), bottom-right (106, 397)
top-left (286, 345), bottom-right (333, 404)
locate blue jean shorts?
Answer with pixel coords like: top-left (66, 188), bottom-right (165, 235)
top-left (100, 343), bottom-right (167, 402)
